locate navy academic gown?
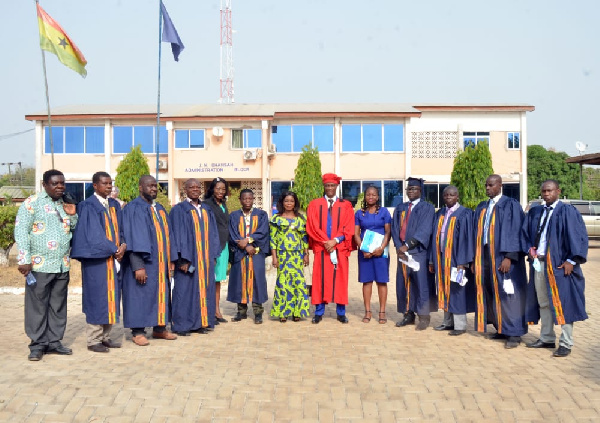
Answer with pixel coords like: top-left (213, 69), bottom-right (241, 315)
top-left (429, 206), bottom-right (476, 315)
top-left (121, 197), bottom-right (172, 328)
top-left (473, 196), bottom-right (528, 336)
top-left (391, 200), bottom-right (436, 315)
top-left (169, 200), bottom-right (221, 332)
top-left (522, 201), bottom-right (588, 325)
top-left (227, 209), bottom-right (270, 305)
top-left (71, 196), bottom-right (124, 325)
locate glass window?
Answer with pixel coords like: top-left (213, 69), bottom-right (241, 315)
top-left (507, 132), bottom-right (520, 149)
top-left (590, 202), bottom-right (600, 215)
top-left (362, 180), bottom-right (382, 191)
top-left (464, 131), bottom-right (490, 149)
top-left (272, 125), bottom-right (292, 153)
top-left (502, 183), bottom-right (520, 202)
top-left (158, 126), bottom-right (168, 153)
top-left (571, 202), bottom-right (590, 216)
top-left (113, 126), bottom-right (133, 154)
top-left (424, 184), bottom-right (439, 207)
top-left (44, 126), bottom-right (64, 154)
top-left (175, 129), bottom-right (205, 149)
top-left (175, 130), bottom-right (189, 149)
top-left (245, 129), bottom-right (262, 148)
top-left (293, 125), bottom-right (312, 152)
top-left (342, 125), bottom-right (361, 152)
top-left (384, 124), bottom-right (403, 152)
top-left (384, 180), bottom-right (403, 208)
top-left (231, 129), bottom-right (243, 148)
top-left (134, 126), bottom-right (154, 153)
top-left (313, 125), bottom-right (334, 152)
top-left (271, 181), bottom-right (293, 215)
top-left (341, 180), bottom-right (361, 206)
top-left (362, 124), bottom-right (382, 152)
top-left (189, 130), bottom-right (204, 148)
top-left (65, 183), bottom-right (84, 204)
top-left (86, 127), bottom-right (104, 153)
top-left (64, 127), bottom-right (84, 153)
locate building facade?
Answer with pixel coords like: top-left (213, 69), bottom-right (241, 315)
top-left (25, 103), bottom-right (534, 210)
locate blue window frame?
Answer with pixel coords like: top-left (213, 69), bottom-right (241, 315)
top-left (232, 129), bottom-right (262, 149)
top-left (507, 132), bottom-right (520, 150)
top-left (463, 131), bottom-right (490, 149)
top-left (113, 126), bottom-right (167, 154)
top-left (342, 124), bottom-right (404, 152)
top-left (341, 180), bottom-right (402, 208)
top-left (271, 124), bottom-right (334, 153)
top-left (44, 126), bottom-right (105, 154)
top-left (175, 129), bottom-right (205, 149)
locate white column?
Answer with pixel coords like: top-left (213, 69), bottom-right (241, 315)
top-left (404, 117), bottom-right (413, 178)
top-left (261, 120), bottom-right (269, 212)
top-left (334, 117), bottom-right (341, 175)
top-left (104, 119), bottom-right (111, 175)
top-left (520, 112), bottom-right (528, 207)
top-left (35, 121), bottom-right (43, 192)
top-left (166, 121), bottom-right (176, 205)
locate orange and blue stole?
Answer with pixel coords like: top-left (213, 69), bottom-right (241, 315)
top-left (435, 215), bottom-right (456, 311)
top-left (239, 214), bottom-right (259, 304)
top-left (191, 208), bottom-right (210, 327)
top-left (103, 207), bottom-right (119, 324)
top-left (151, 208), bottom-right (171, 326)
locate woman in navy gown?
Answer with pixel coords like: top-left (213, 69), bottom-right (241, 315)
top-left (353, 186), bottom-right (392, 324)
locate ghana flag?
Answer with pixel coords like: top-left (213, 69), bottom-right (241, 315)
top-left (37, 4), bottom-right (87, 77)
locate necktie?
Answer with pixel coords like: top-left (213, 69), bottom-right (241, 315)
top-left (483, 199), bottom-right (494, 245)
top-left (534, 206), bottom-right (552, 248)
top-left (103, 200), bottom-right (109, 210)
top-left (399, 202), bottom-right (413, 242)
top-left (328, 198), bottom-right (334, 211)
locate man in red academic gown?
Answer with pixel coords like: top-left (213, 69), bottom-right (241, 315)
top-left (306, 173), bottom-right (355, 324)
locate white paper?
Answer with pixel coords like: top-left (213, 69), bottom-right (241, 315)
top-left (503, 278), bottom-right (515, 295)
top-left (114, 260), bottom-right (121, 274)
top-left (532, 258), bottom-right (541, 272)
top-left (450, 267), bottom-right (468, 286)
top-left (399, 252), bottom-right (420, 271)
top-left (330, 250), bottom-right (338, 265)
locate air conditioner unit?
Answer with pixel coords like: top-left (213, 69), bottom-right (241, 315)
top-left (158, 160), bottom-right (168, 170)
top-left (243, 149), bottom-right (257, 160)
top-left (268, 144), bottom-right (277, 155)
top-left (212, 126), bottom-right (224, 137)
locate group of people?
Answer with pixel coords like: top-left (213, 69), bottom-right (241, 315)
top-left (14, 169), bottom-right (588, 362)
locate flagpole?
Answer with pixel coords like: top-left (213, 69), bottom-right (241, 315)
top-left (155, 0), bottom-right (163, 183)
top-left (36, 0), bottom-right (55, 169)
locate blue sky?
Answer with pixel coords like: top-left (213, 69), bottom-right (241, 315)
top-left (1, 0), bottom-right (598, 167)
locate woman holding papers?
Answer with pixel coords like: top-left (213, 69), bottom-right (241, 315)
top-left (270, 191), bottom-right (311, 322)
top-left (353, 186), bottom-right (391, 324)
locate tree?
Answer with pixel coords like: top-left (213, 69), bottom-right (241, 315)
top-left (450, 142), bottom-right (494, 209)
top-left (0, 206), bottom-right (18, 267)
top-left (0, 167), bottom-right (35, 187)
top-left (527, 145), bottom-right (592, 200)
top-left (115, 145), bottom-right (151, 202)
top-left (226, 187), bottom-right (241, 213)
top-left (293, 144), bottom-right (323, 210)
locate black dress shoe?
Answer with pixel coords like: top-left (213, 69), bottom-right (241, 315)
top-left (488, 332), bottom-right (507, 340)
top-left (28, 350), bottom-right (43, 361)
top-left (87, 344), bottom-right (109, 353)
top-left (337, 315), bottom-right (349, 324)
top-left (448, 329), bottom-right (466, 336)
top-left (101, 339), bottom-right (121, 348)
top-left (395, 312), bottom-right (416, 327)
top-left (176, 331), bottom-right (191, 336)
top-left (231, 313), bottom-right (248, 322)
top-left (312, 315), bottom-right (323, 324)
top-left (216, 316), bottom-right (228, 323)
top-left (190, 328), bottom-right (209, 334)
top-left (254, 314), bottom-right (263, 324)
top-left (46, 344), bottom-right (72, 355)
top-left (526, 339), bottom-right (556, 349)
top-left (505, 336), bottom-right (521, 349)
top-left (553, 346), bottom-right (571, 357)
top-left (434, 324), bottom-right (454, 331)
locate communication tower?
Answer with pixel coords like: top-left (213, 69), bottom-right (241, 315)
top-left (219, 0), bottom-right (234, 104)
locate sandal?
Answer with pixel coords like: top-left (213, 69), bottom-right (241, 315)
top-left (378, 312), bottom-right (387, 324)
top-left (293, 316), bottom-right (301, 322)
top-left (362, 310), bottom-right (372, 323)
top-left (280, 317), bottom-right (287, 323)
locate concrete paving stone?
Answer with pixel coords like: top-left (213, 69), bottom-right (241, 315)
top-left (72, 405), bottom-right (96, 421)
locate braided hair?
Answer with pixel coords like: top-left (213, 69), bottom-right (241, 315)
top-left (361, 185), bottom-right (381, 216)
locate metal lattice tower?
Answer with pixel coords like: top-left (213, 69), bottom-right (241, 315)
top-left (219, 0), bottom-right (234, 104)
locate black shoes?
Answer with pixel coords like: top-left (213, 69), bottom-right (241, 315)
top-left (527, 339), bottom-right (556, 349)
top-left (395, 312), bottom-right (416, 327)
top-left (87, 344), bottom-right (109, 353)
top-left (190, 328), bottom-right (210, 334)
top-left (337, 315), bottom-right (349, 324)
top-left (488, 332), bottom-right (507, 340)
top-left (553, 346), bottom-right (571, 357)
top-left (505, 336), bottom-right (521, 349)
top-left (448, 330), bottom-right (466, 336)
top-left (231, 313), bottom-right (248, 322)
top-left (434, 324), bottom-right (454, 331)
top-left (46, 344), bottom-right (72, 355)
top-left (415, 316), bottom-right (430, 331)
top-left (102, 339), bottom-right (121, 348)
top-left (312, 315), bottom-right (323, 324)
top-left (254, 314), bottom-right (263, 324)
top-left (176, 331), bottom-right (191, 336)
top-left (28, 350), bottom-right (43, 361)
top-left (215, 316), bottom-right (228, 323)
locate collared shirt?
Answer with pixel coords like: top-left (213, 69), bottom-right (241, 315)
top-left (186, 197), bottom-right (202, 215)
top-left (324, 195), bottom-right (345, 243)
top-left (483, 194), bottom-right (502, 245)
top-left (14, 191), bottom-right (78, 273)
top-left (440, 202), bottom-right (460, 250)
top-left (94, 192), bottom-right (110, 209)
top-left (536, 199), bottom-right (558, 256)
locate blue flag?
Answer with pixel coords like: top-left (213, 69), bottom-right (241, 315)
top-left (160, 1), bottom-right (184, 61)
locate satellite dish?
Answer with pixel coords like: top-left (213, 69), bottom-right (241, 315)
top-left (575, 141), bottom-right (587, 154)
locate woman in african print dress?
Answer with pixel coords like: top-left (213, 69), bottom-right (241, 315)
top-left (270, 191), bottom-right (311, 322)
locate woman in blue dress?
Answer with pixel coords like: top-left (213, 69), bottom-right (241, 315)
top-left (353, 185), bottom-right (392, 324)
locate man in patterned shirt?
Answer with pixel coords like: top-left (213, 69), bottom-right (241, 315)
top-left (14, 169), bottom-right (78, 361)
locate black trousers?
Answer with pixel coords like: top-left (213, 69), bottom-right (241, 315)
top-left (25, 271), bottom-right (69, 352)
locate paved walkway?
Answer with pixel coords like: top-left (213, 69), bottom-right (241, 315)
top-left (1, 243), bottom-right (599, 422)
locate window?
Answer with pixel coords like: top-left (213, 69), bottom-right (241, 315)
top-left (423, 183), bottom-right (449, 208)
top-left (463, 132), bottom-right (489, 149)
top-left (231, 129), bottom-right (261, 149)
top-left (271, 124), bottom-right (334, 153)
top-left (44, 126), bottom-right (105, 154)
top-left (507, 132), bottom-right (520, 150)
top-left (270, 181), bottom-right (293, 215)
top-left (175, 129), bottom-right (205, 149)
top-left (341, 124), bottom-right (404, 152)
top-left (340, 180), bottom-right (403, 208)
top-left (502, 183), bottom-right (520, 202)
top-left (65, 182), bottom-right (93, 204)
top-left (113, 126), bottom-right (167, 154)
